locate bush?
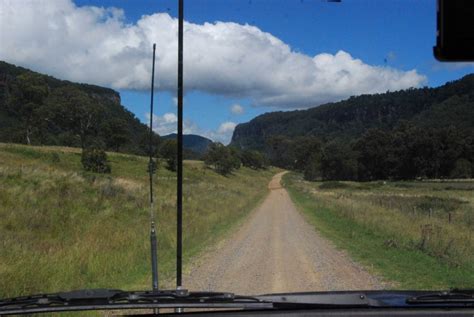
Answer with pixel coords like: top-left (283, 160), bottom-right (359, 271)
top-left (81, 147), bottom-right (111, 173)
top-left (147, 158), bottom-right (159, 174)
top-left (50, 152), bottom-right (60, 163)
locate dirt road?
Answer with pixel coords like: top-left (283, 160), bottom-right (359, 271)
top-left (183, 172), bottom-right (384, 294)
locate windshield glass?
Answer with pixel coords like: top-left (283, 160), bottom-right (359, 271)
top-left (0, 0), bottom-right (473, 302)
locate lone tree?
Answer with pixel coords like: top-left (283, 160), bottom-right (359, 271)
top-left (160, 139), bottom-right (178, 172)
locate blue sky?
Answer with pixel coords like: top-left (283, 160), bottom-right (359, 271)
top-left (1, 0), bottom-right (473, 143)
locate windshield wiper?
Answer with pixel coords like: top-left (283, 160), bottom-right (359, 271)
top-left (406, 289), bottom-right (474, 305)
top-left (0, 289), bottom-right (393, 315)
top-left (3, 289), bottom-right (474, 315)
top-left (0, 289), bottom-right (379, 315)
top-left (0, 289), bottom-right (271, 315)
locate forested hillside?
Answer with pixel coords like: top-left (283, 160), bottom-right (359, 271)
top-left (231, 74), bottom-right (474, 180)
top-left (162, 133), bottom-right (212, 154)
top-left (0, 61), bottom-right (154, 154)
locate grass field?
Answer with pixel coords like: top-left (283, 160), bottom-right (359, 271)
top-left (283, 173), bottom-right (474, 289)
top-left (0, 143), bottom-right (278, 298)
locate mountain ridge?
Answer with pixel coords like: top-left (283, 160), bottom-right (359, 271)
top-left (162, 133), bottom-right (212, 154)
top-left (231, 74), bottom-right (474, 150)
top-left (0, 61), bottom-right (153, 155)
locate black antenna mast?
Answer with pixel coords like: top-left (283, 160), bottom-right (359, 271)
top-left (176, 0), bottom-right (184, 289)
top-left (148, 43), bottom-right (159, 292)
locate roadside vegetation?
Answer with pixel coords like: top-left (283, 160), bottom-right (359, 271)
top-left (267, 125), bottom-right (473, 183)
top-left (0, 143), bottom-right (277, 298)
top-left (283, 172), bottom-right (474, 289)
top-left (204, 143), bottom-right (268, 176)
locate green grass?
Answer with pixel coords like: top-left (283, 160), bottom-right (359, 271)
top-left (0, 143), bottom-right (278, 298)
top-left (283, 172), bottom-right (474, 289)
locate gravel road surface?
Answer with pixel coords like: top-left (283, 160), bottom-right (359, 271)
top-left (183, 172), bottom-right (384, 295)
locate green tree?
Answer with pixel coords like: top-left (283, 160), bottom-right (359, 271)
top-left (160, 139), bottom-right (177, 172)
top-left (241, 149), bottom-right (266, 169)
top-left (355, 129), bottom-right (392, 180)
top-left (7, 72), bottom-right (49, 144)
top-left (102, 118), bottom-right (130, 152)
top-left (138, 131), bottom-right (161, 157)
top-left (450, 158), bottom-right (472, 178)
top-left (303, 154), bottom-right (321, 181)
top-left (204, 142), bottom-right (238, 176)
top-left (47, 86), bottom-right (104, 148)
top-left (228, 146), bottom-right (242, 170)
top-left (265, 136), bottom-right (296, 169)
top-left (321, 139), bottom-right (358, 181)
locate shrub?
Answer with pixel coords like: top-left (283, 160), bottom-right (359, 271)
top-left (147, 158), bottom-right (159, 174)
top-left (50, 152), bottom-right (60, 163)
top-left (81, 147), bottom-right (111, 173)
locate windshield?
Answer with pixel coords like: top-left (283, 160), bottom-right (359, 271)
top-left (0, 0), bottom-right (473, 305)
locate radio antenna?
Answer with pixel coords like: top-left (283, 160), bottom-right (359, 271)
top-left (148, 43), bottom-right (159, 291)
top-left (176, 0), bottom-right (184, 289)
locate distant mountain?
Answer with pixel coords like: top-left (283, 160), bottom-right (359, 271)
top-left (162, 133), bottom-right (212, 154)
top-left (231, 74), bottom-right (474, 150)
top-left (0, 61), bottom-right (154, 154)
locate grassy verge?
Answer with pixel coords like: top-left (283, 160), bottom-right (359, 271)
top-left (0, 143), bottom-right (277, 298)
top-left (283, 172), bottom-right (474, 289)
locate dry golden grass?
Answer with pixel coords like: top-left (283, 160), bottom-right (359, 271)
top-left (284, 173), bottom-right (474, 289)
top-left (0, 143), bottom-right (278, 298)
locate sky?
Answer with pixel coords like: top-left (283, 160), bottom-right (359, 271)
top-left (1, 0), bottom-right (473, 143)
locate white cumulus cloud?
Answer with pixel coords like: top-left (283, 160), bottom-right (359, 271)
top-left (146, 112), bottom-right (177, 136)
top-left (147, 112), bottom-right (200, 136)
top-left (203, 121), bottom-right (237, 144)
top-left (148, 113), bottom-right (236, 144)
top-left (217, 121), bottom-right (237, 134)
top-left (230, 104), bottom-right (244, 115)
top-left (0, 0), bottom-right (427, 108)
top-left (148, 112), bottom-right (236, 143)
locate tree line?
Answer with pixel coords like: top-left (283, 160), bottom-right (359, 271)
top-left (266, 124), bottom-right (473, 181)
top-left (203, 143), bottom-right (268, 175)
top-left (139, 140), bottom-right (268, 176)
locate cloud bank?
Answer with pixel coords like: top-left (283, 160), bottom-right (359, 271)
top-left (0, 0), bottom-right (426, 108)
